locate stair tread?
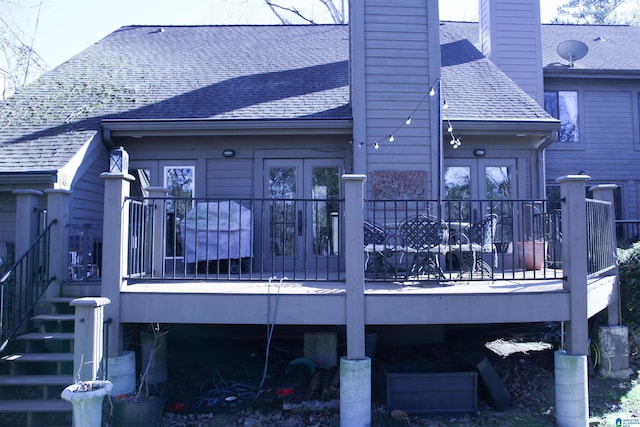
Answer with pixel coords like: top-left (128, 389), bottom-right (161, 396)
top-left (0, 399), bottom-right (71, 412)
top-left (0, 375), bottom-right (73, 385)
top-left (32, 314), bottom-right (75, 321)
top-left (2, 353), bottom-right (73, 362)
top-left (15, 332), bottom-right (74, 341)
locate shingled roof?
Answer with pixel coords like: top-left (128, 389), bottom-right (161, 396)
top-left (0, 22), bottom-right (566, 174)
top-left (0, 25), bottom-right (350, 173)
top-left (439, 22), bottom-right (553, 122)
top-left (445, 21), bottom-right (640, 73)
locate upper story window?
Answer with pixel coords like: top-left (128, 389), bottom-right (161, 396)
top-left (544, 91), bottom-right (579, 142)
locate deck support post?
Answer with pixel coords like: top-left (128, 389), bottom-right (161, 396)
top-left (556, 174), bottom-right (590, 427)
top-left (341, 174), bottom-right (371, 426)
top-left (146, 187), bottom-right (169, 277)
top-left (101, 170), bottom-right (134, 358)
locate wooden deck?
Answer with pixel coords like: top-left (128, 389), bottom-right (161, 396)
top-left (111, 268), bottom-right (617, 327)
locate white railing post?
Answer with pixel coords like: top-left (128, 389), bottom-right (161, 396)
top-left (100, 169), bottom-right (134, 358)
top-left (556, 174), bottom-right (590, 427)
top-left (70, 297), bottom-right (110, 381)
top-left (146, 187), bottom-right (168, 278)
top-left (44, 189), bottom-right (70, 300)
top-left (590, 184), bottom-right (620, 325)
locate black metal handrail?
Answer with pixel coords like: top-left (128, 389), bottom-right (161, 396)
top-left (0, 219), bottom-right (57, 354)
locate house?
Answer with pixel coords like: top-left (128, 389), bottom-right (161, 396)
top-left (0, 0), bottom-right (624, 425)
top-left (446, 19), bottom-right (640, 240)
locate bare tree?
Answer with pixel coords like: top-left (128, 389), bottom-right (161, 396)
top-left (264, 0), bottom-right (347, 24)
top-left (553, 0), bottom-right (640, 25)
top-left (0, 0), bottom-right (48, 96)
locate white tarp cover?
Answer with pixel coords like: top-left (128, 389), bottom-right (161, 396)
top-left (184, 201), bottom-right (253, 263)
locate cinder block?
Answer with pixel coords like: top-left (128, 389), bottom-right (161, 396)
top-left (595, 325), bottom-right (631, 379)
top-left (304, 331), bottom-right (337, 370)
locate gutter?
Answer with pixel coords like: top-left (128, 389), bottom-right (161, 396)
top-left (101, 118), bottom-right (354, 138)
top-left (449, 119), bottom-right (560, 135)
top-left (537, 134), bottom-right (557, 199)
top-left (0, 171), bottom-right (58, 184)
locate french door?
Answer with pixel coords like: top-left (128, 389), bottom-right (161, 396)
top-left (444, 159), bottom-right (516, 248)
top-left (264, 159), bottom-right (342, 274)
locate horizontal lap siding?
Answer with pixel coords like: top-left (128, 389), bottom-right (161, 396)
top-left (545, 88), bottom-right (640, 218)
top-left (0, 194), bottom-right (16, 244)
top-left (71, 152), bottom-right (108, 228)
top-left (206, 159), bottom-right (254, 199)
top-left (363, 0), bottom-right (438, 176)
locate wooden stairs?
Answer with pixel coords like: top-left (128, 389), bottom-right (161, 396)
top-left (0, 297), bottom-right (75, 427)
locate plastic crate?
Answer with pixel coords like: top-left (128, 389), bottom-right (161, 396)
top-left (384, 362), bottom-right (477, 416)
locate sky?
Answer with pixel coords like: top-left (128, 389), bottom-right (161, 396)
top-left (5, 0), bottom-right (565, 71)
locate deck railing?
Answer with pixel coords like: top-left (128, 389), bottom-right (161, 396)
top-left (364, 199), bottom-right (563, 282)
top-left (586, 199), bottom-right (616, 277)
top-left (126, 197), bottom-right (344, 281)
top-left (121, 196), bottom-right (592, 282)
top-left (615, 220), bottom-right (640, 248)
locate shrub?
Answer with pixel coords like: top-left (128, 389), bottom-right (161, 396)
top-left (618, 242), bottom-right (640, 328)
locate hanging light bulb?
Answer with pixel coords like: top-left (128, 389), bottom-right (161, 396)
top-left (389, 134), bottom-right (395, 142)
top-left (447, 122), bottom-right (453, 133)
top-left (374, 142), bottom-right (380, 149)
top-left (429, 86), bottom-right (436, 96)
top-left (405, 116), bottom-right (412, 125)
top-left (442, 99), bottom-right (448, 109)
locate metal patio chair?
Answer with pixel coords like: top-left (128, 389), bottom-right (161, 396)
top-left (363, 220), bottom-right (400, 279)
top-left (449, 213), bottom-right (497, 279)
top-left (399, 215), bottom-right (449, 280)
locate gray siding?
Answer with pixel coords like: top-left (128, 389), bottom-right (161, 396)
top-left (0, 193), bottom-right (16, 244)
top-left (352, 0), bottom-right (440, 198)
top-left (124, 134), bottom-right (352, 200)
top-left (545, 80), bottom-right (640, 218)
top-left (70, 149), bottom-right (108, 227)
top-left (480, 0), bottom-right (544, 105)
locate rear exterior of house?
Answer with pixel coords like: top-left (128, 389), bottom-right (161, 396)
top-left (0, 0), bottom-right (626, 425)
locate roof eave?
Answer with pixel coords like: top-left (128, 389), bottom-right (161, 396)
top-left (101, 118), bottom-right (354, 139)
top-left (544, 68), bottom-right (640, 79)
top-left (0, 171), bottom-right (58, 184)
top-left (448, 119), bottom-right (560, 136)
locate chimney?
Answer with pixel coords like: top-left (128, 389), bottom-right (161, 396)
top-left (479, 0), bottom-right (544, 106)
top-left (350, 0), bottom-right (441, 197)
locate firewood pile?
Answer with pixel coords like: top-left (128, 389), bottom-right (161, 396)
top-left (304, 366), bottom-right (340, 400)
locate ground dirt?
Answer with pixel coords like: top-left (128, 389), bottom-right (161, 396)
top-left (158, 323), bottom-right (640, 427)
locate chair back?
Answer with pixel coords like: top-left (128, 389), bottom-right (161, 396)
top-left (467, 214), bottom-right (497, 251)
top-left (400, 215), bottom-right (448, 251)
top-left (364, 221), bottom-right (386, 245)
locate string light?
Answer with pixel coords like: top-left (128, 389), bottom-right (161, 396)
top-left (353, 78), bottom-right (461, 150)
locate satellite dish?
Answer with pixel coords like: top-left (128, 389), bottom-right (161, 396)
top-left (557, 40), bottom-right (589, 68)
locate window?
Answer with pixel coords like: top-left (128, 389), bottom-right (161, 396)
top-left (544, 91), bottom-right (579, 142)
top-left (164, 166), bottom-right (195, 258)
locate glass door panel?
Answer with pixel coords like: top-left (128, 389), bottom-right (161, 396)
top-left (265, 159), bottom-right (342, 274)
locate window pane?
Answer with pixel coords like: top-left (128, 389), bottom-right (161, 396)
top-left (558, 91), bottom-right (579, 142)
top-left (444, 166), bottom-right (471, 220)
top-left (269, 167), bottom-right (296, 256)
top-left (164, 166), bottom-right (195, 257)
top-left (544, 92), bottom-right (558, 118)
top-left (312, 167), bottom-right (340, 256)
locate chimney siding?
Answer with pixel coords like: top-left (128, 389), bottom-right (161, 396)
top-left (350, 0), bottom-right (441, 198)
top-left (479, 0), bottom-right (544, 106)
